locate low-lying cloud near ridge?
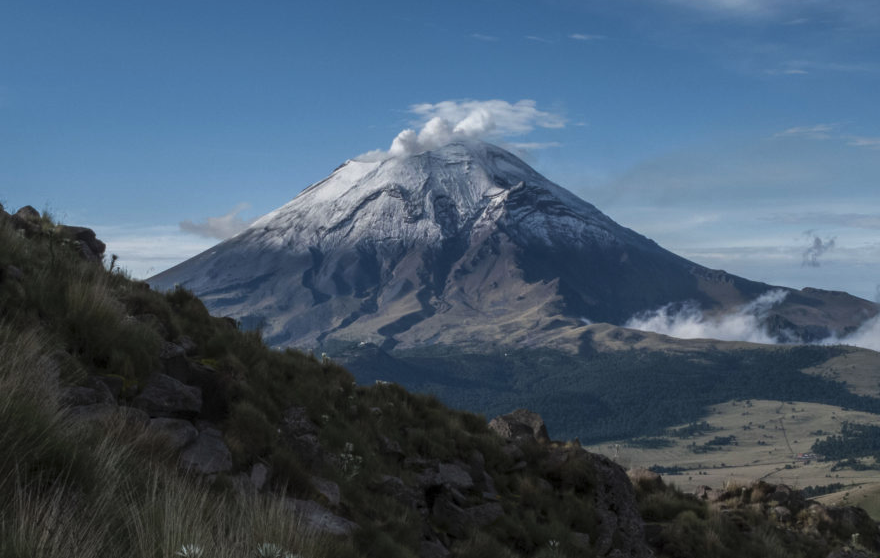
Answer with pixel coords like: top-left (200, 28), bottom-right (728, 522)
top-left (625, 289), bottom-right (788, 344)
top-left (179, 203), bottom-right (255, 240)
top-left (359, 99), bottom-right (566, 161)
top-left (625, 289), bottom-right (880, 351)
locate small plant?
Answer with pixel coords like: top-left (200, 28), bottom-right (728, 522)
top-left (548, 539), bottom-right (562, 556)
top-left (255, 542), bottom-right (301, 558)
top-left (175, 543), bottom-right (204, 557)
top-left (339, 442), bottom-right (363, 480)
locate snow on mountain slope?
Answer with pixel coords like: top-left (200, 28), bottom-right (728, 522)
top-left (149, 140), bottom-right (877, 350)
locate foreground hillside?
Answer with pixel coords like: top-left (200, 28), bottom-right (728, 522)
top-left (2, 203), bottom-right (879, 558)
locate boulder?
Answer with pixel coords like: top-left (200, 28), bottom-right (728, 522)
top-left (176, 335), bottom-right (198, 356)
top-left (311, 476), bottom-right (341, 507)
top-left (67, 403), bottom-right (149, 427)
top-left (286, 433), bottom-right (324, 467)
top-left (419, 540), bottom-right (451, 558)
top-left (627, 467), bottom-right (663, 493)
top-left (488, 409), bottom-right (550, 444)
top-left (465, 502), bottom-right (504, 527)
top-left (281, 406), bottom-right (319, 437)
top-left (11, 206), bottom-right (41, 233)
top-left (250, 463), bottom-right (269, 492)
top-left (132, 373), bottom-right (202, 419)
top-left (379, 435), bottom-right (405, 460)
top-left (580, 451), bottom-right (654, 558)
top-left (430, 493), bottom-right (470, 539)
top-left (284, 499), bottom-right (358, 535)
top-left (147, 418), bottom-right (198, 452)
top-left (694, 485), bottom-right (720, 502)
top-left (438, 462), bottom-right (475, 491)
top-left (57, 225), bottom-right (106, 261)
top-left (179, 428), bottom-right (232, 474)
top-left (62, 380), bottom-right (116, 407)
top-left (372, 475), bottom-right (425, 512)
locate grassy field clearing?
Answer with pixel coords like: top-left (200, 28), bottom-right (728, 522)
top-left (586, 399), bottom-right (880, 513)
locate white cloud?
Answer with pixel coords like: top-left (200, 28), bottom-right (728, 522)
top-left (774, 123), bottom-right (837, 140)
top-left (823, 314), bottom-right (880, 351)
top-left (625, 289), bottom-right (789, 344)
top-left (471, 33), bottom-right (499, 42)
top-left (667, 0), bottom-right (784, 16)
top-left (179, 203), bottom-right (255, 240)
top-left (380, 99), bottom-right (566, 158)
top-left (525, 35), bottom-right (553, 43)
top-left (847, 136), bottom-right (880, 149)
top-left (95, 225), bottom-right (215, 280)
top-left (569, 33), bottom-right (605, 41)
top-left (765, 68), bottom-right (809, 75)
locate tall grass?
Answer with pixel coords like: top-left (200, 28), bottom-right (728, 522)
top-left (0, 320), bottom-right (347, 558)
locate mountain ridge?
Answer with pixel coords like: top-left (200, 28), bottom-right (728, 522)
top-left (149, 140), bottom-right (877, 351)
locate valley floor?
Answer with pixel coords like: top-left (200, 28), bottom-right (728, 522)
top-left (587, 399), bottom-right (880, 518)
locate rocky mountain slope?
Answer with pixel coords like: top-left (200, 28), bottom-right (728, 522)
top-left (4, 205), bottom-right (880, 557)
top-left (148, 140), bottom-right (876, 351)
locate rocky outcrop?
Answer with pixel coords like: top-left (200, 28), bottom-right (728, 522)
top-left (488, 408), bottom-right (550, 444)
top-left (5, 205), bottom-right (105, 262)
top-left (689, 479), bottom-right (880, 556)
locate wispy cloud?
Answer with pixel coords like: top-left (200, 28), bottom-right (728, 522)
top-left (569, 33), bottom-right (605, 41)
top-left (764, 212), bottom-right (880, 230)
top-left (525, 35), bottom-right (553, 43)
top-left (507, 141), bottom-right (562, 150)
top-left (764, 68), bottom-right (809, 75)
top-left (773, 124), bottom-right (880, 151)
top-left (179, 203), bottom-right (255, 240)
top-left (774, 123), bottom-right (837, 139)
top-left (847, 136), bottom-right (880, 149)
top-left (471, 33), bottom-right (499, 42)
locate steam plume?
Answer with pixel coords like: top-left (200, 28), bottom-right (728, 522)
top-left (802, 234), bottom-right (836, 267)
top-left (377, 99), bottom-right (565, 159)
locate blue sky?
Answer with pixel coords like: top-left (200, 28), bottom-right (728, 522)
top-left (2, 0), bottom-right (879, 300)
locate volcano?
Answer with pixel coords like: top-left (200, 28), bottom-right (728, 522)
top-left (148, 140), bottom-right (875, 350)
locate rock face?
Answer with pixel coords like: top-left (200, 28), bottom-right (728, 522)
top-left (148, 140), bottom-right (876, 350)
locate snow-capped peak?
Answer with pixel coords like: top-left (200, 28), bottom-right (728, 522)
top-left (244, 139), bottom-right (625, 253)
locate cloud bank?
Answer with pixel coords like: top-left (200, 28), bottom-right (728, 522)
top-left (625, 289), bottom-right (880, 352)
top-left (822, 315), bottom-right (880, 352)
top-left (359, 99), bottom-right (566, 160)
top-left (625, 289), bottom-right (788, 344)
top-left (179, 203), bottom-right (255, 240)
